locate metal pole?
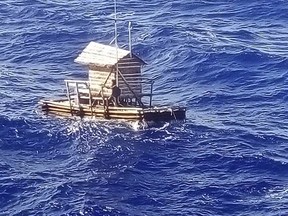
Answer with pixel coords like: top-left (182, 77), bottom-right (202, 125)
top-left (114, 0), bottom-right (119, 86)
top-left (128, 21), bottom-right (132, 58)
top-left (149, 81), bottom-right (154, 108)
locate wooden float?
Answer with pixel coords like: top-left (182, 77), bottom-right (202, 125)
top-left (39, 5), bottom-right (186, 121)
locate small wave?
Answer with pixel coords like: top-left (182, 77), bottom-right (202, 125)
top-left (267, 187), bottom-right (288, 199)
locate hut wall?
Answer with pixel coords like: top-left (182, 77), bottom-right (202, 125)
top-left (88, 65), bottom-right (114, 96)
top-left (118, 57), bottom-right (142, 97)
top-left (86, 57), bottom-right (144, 98)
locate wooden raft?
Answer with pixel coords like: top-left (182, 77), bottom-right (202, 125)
top-left (39, 41), bottom-right (186, 121)
top-left (40, 99), bottom-right (186, 121)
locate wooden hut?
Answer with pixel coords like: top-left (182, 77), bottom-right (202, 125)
top-left (75, 41), bottom-right (146, 101)
top-left (39, 41), bottom-right (186, 121)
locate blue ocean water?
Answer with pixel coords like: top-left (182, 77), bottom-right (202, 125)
top-left (1, 0), bottom-right (288, 215)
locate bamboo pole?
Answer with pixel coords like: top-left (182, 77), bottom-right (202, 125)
top-left (114, 0), bottom-right (119, 86)
top-left (128, 21), bottom-right (132, 58)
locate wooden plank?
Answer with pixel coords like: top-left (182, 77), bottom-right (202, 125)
top-left (81, 109), bottom-right (141, 115)
top-left (119, 84), bottom-right (142, 90)
top-left (42, 99), bottom-right (146, 113)
top-left (75, 42), bottom-right (129, 66)
top-left (119, 79), bottom-right (142, 84)
top-left (120, 67), bottom-right (141, 72)
top-left (89, 65), bottom-right (111, 72)
top-left (89, 71), bottom-right (115, 79)
top-left (46, 107), bottom-right (160, 120)
top-left (117, 62), bottom-right (142, 66)
top-left (45, 107), bottom-right (74, 113)
top-left (89, 70), bottom-right (112, 76)
top-left (89, 77), bottom-right (114, 83)
top-left (119, 74), bottom-right (142, 77)
top-left (42, 100), bottom-right (72, 108)
top-left (118, 66), bottom-right (141, 70)
top-left (75, 42), bottom-right (145, 67)
top-left (119, 57), bottom-right (143, 63)
top-left (89, 74), bottom-right (111, 80)
top-left (104, 114), bottom-right (142, 120)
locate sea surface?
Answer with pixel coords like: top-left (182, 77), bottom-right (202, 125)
top-left (1, 0), bottom-right (288, 215)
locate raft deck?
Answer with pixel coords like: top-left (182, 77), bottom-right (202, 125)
top-left (40, 99), bottom-right (186, 121)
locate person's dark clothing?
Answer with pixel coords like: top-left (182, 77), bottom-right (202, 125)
top-left (112, 85), bottom-right (121, 97)
top-left (110, 84), bottom-right (121, 106)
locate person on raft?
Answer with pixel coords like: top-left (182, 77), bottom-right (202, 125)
top-left (108, 79), bottom-right (121, 106)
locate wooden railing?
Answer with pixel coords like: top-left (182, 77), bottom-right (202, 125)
top-left (64, 78), bottom-right (155, 108)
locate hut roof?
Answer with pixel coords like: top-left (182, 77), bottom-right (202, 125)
top-left (75, 41), bottom-right (145, 67)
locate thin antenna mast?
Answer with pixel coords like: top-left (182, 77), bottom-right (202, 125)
top-left (128, 21), bottom-right (132, 57)
top-left (114, 0), bottom-right (119, 86)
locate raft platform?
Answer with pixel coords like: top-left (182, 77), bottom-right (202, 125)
top-left (40, 99), bottom-right (185, 121)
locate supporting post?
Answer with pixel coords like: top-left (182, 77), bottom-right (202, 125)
top-left (75, 82), bottom-right (80, 107)
top-left (102, 86), bottom-right (109, 119)
top-left (87, 82), bottom-right (93, 116)
top-left (128, 21), bottom-right (132, 58)
top-left (65, 81), bottom-right (73, 116)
